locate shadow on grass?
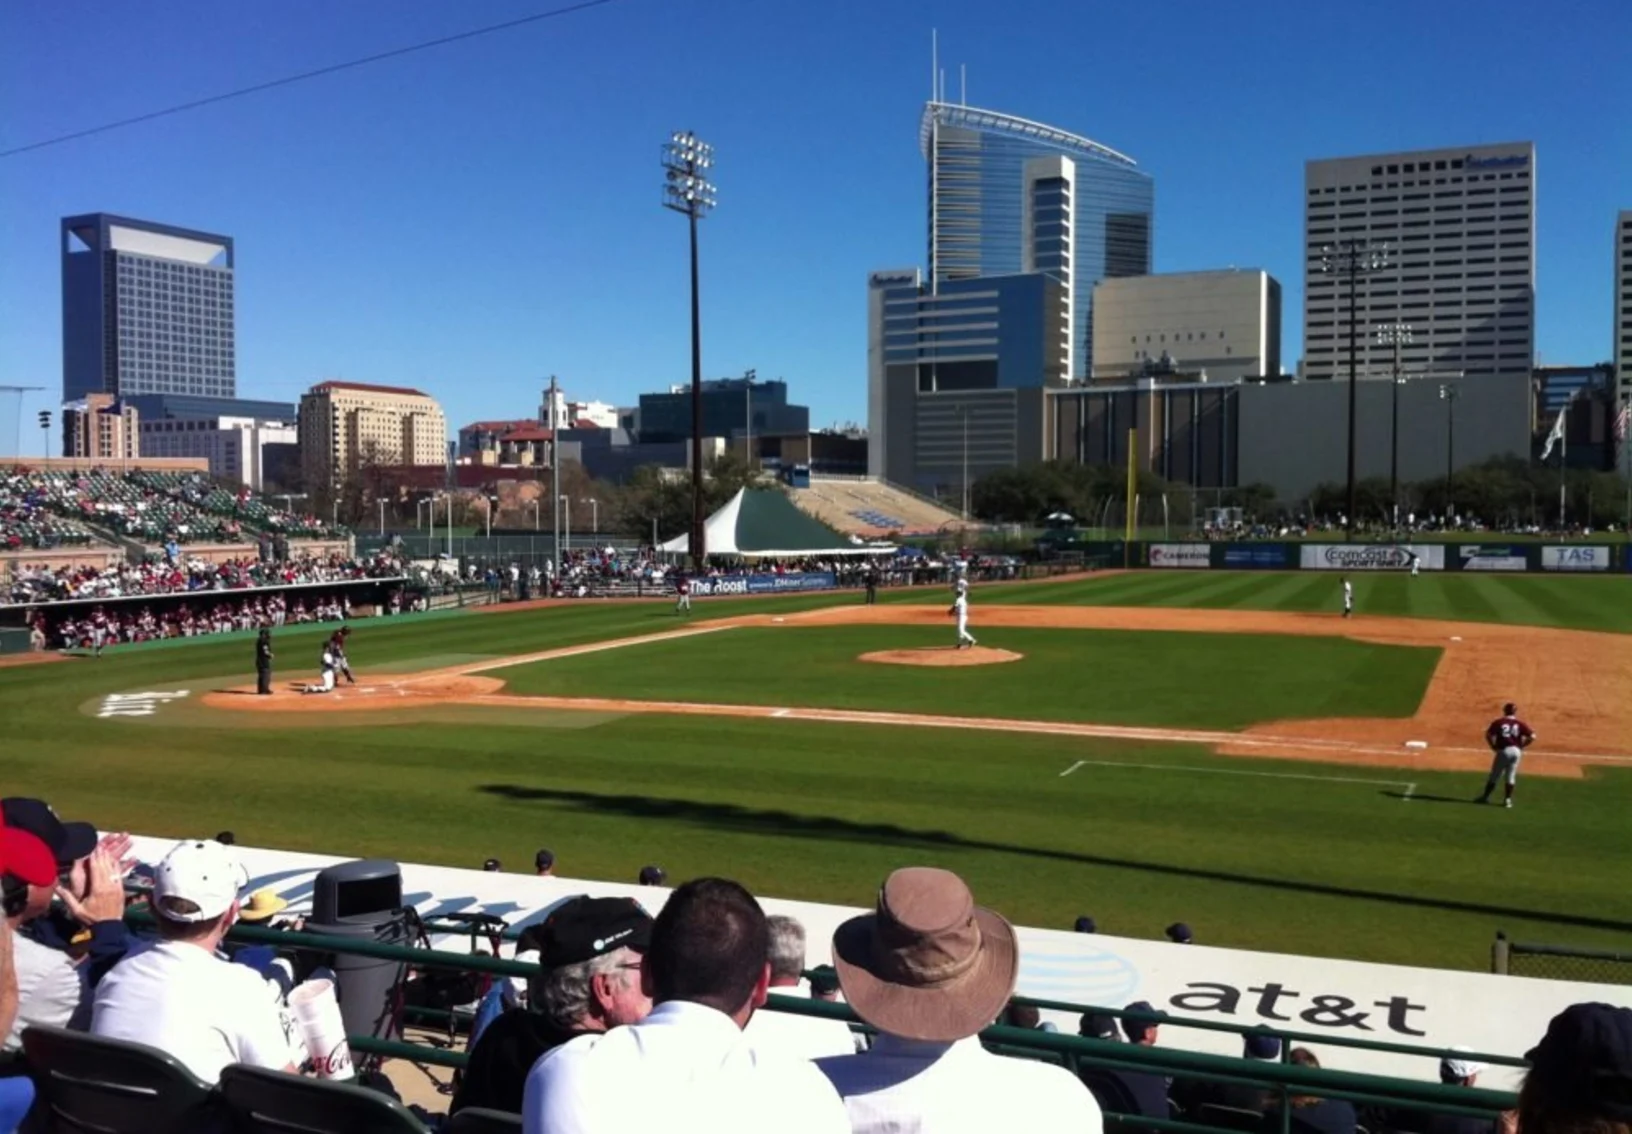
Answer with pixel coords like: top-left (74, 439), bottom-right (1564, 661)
top-left (479, 782), bottom-right (1632, 934)
top-left (1381, 790), bottom-right (1485, 806)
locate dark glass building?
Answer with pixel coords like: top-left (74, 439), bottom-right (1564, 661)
top-left (636, 378), bottom-right (809, 444)
top-left (61, 213), bottom-right (236, 404)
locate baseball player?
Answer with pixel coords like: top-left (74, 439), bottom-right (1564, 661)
top-left (1341, 576), bottom-right (1353, 619)
top-left (674, 573), bottom-right (692, 616)
top-left (303, 644), bottom-right (338, 695)
top-left (90, 606), bottom-right (109, 657)
top-left (329, 627), bottom-right (356, 685)
top-left (1407, 547), bottom-right (1421, 577)
top-left (949, 580), bottom-right (976, 649)
top-left (1479, 701), bottom-right (1535, 808)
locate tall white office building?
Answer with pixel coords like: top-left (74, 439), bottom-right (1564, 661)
top-left (1303, 143), bottom-right (1534, 383)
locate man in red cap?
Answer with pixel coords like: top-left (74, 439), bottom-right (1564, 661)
top-left (1, 817), bottom-right (66, 1047)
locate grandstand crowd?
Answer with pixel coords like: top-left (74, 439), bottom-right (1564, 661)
top-left (1, 800), bottom-right (1624, 1134)
top-left (3, 549), bottom-right (406, 607)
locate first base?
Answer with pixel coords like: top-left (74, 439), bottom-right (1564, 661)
top-left (1404, 740), bottom-right (1429, 750)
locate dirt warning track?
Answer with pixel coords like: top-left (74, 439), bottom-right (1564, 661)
top-left (200, 604), bottom-right (1632, 779)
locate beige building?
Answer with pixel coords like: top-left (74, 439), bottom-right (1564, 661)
top-left (62, 393), bottom-right (140, 461)
top-left (298, 380), bottom-right (447, 489)
top-left (1092, 269), bottom-right (1282, 384)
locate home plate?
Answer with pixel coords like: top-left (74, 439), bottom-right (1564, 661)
top-left (1404, 740), bottom-right (1429, 749)
top-left (1449, 636), bottom-right (1463, 642)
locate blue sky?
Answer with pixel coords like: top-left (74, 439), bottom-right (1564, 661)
top-left (2, 0), bottom-right (1628, 453)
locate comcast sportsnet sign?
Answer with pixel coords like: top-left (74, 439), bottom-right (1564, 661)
top-left (1300, 545), bottom-right (1445, 571)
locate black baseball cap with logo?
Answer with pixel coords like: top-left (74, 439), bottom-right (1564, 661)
top-left (520, 896), bottom-right (653, 969)
top-left (1, 798), bottom-right (98, 867)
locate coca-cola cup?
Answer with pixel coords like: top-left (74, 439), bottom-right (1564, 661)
top-left (288, 978), bottom-right (354, 1080)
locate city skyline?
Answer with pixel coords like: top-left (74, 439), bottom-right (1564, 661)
top-left (2, 0), bottom-right (1628, 452)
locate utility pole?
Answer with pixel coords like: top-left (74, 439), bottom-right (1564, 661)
top-left (1, 385), bottom-right (46, 458)
top-left (1375, 323), bottom-right (1413, 530)
top-left (1320, 241), bottom-right (1388, 539)
top-left (549, 375), bottom-right (561, 580)
top-left (662, 130), bottom-right (717, 569)
top-left (38, 410), bottom-right (52, 460)
top-left (1438, 383), bottom-right (1459, 520)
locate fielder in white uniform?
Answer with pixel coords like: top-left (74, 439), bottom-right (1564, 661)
top-left (1341, 577), bottom-right (1353, 618)
top-left (950, 580), bottom-right (976, 649)
top-left (303, 649), bottom-right (337, 694)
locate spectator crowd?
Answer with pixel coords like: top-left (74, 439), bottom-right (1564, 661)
top-left (3, 550), bottom-right (405, 607)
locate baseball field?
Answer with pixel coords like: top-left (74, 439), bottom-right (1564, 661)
top-left (4, 569), bottom-right (1630, 974)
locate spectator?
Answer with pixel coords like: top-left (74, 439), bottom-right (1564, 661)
top-left (483, 859), bottom-right (502, 872)
top-left (0, 822), bottom-right (62, 1044)
top-left (1074, 916), bottom-right (1097, 933)
top-left (1079, 1012), bottom-right (1121, 1042)
top-left (1386, 1047), bottom-right (1498, 1134)
top-left (817, 866), bottom-right (1101, 1132)
top-left (1003, 1001), bottom-right (1041, 1030)
top-left (1166, 922), bottom-right (1193, 945)
top-left (1122, 1000), bottom-right (1161, 1045)
top-left (638, 865), bottom-right (665, 886)
top-left (0, 798), bottom-right (112, 1049)
top-left (1175, 1031), bottom-right (1278, 1115)
top-left (745, 915), bottom-right (856, 1060)
top-left (454, 896), bottom-right (653, 1116)
top-left (91, 839), bottom-right (299, 1084)
top-left (809, 969), bottom-right (841, 1003)
top-left (535, 849), bottom-right (556, 877)
top-left (523, 877), bottom-right (848, 1134)
top-left (1106, 1000), bottom-right (1171, 1120)
top-left (215, 831), bottom-right (236, 846)
top-left (1517, 1002), bottom-right (1632, 1134)
top-left (1282, 1049), bottom-right (1358, 1134)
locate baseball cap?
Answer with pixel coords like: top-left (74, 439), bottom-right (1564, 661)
top-left (638, 865), bottom-right (666, 886)
top-left (1122, 1000), bottom-right (1161, 1042)
top-left (1074, 915), bottom-right (1097, 934)
top-left (1524, 1002), bottom-right (1632, 1119)
top-left (1244, 1029), bottom-right (1282, 1060)
top-left (1166, 922), bottom-right (1194, 944)
top-left (1, 798), bottom-right (98, 867)
top-left (1079, 1011), bottom-right (1121, 1041)
top-left (0, 824), bottom-right (58, 887)
top-left (523, 896), bottom-right (653, 968)
top-left (1440, 1045), bottom-right (1488, 1081)
top-left (154, 839), bottom-right (249, 923)
top-left (534, 848), bottom-right (556, 872)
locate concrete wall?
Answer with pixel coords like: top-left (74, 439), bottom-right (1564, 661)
top-left (1237, 372), bottom-right (1532, 502)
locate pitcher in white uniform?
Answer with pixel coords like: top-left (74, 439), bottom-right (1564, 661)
top-left (950, 583), bottom-right (977, 650)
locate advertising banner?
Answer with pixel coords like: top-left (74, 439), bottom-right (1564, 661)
top-left (1219, 544), bottom-right (1291, 569)
top-left (691, 572), bottom-right (838, 597)
top-left (152, 834), bottom-right (1632, 1091)
top-left (1540, 546), bottom-right (1611, 572)
top-left (1148, 543), bottom-right (1212, 569)
top-left (1299, 545), bottom-right (1446, 571)
top-left (1456, 545), bottom-right (1528, 572)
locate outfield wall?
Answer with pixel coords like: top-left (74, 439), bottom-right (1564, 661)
top-left (1088, 540), bottom-right (1632, 574)
top-left (132, 834), bottom-right (1629, 1090)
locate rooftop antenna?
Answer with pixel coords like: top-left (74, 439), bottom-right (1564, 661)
top-left (939, 68), bottom-right (946, 104)
top-left (961, 64), bottom-right (966, 106)
top-left (931, 29), bottom-right (938, 102)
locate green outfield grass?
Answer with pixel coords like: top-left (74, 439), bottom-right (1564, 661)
top-left (494, 624), bottom-right (1437, 729)
top-left (3, 573), bottom-right (1629, 974)
top-left (951, 570), bottom-right (1632, 633)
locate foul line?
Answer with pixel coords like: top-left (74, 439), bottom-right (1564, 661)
top-left (1057, 757), bottom-right (1415, 792)
top-left (407, 624), bottom-right (737, 683)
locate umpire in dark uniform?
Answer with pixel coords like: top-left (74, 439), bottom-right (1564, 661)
top-left (255, 627), bottom-right (274, 695)
top-left (864, 563), bottom-right (878, 605)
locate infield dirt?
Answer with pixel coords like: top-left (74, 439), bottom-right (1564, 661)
top-left (200, 604), bottom-right (1632, 779)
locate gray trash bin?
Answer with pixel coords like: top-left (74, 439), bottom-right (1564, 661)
top-left (305, 859), bottom-right (411, 1042)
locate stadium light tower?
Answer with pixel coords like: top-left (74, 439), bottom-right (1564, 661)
top-left (1375, 323), bottom-right (1413, 529)
top-left (1320, 240), bottom-right (1388, 539)
top-left (661, 130), bottom-right (717, 570)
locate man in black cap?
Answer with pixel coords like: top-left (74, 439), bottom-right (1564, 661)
top-left (1, 798), bottom-right (125, 1049)
top-left (1519, 1001), bottom-right (1632, 1130)
top-left (638, 864), bottom-right (666, 886)
top-left (534, 849), bottom-right (555, 877)
top-left (451, 895), bottom-right (654, 1116)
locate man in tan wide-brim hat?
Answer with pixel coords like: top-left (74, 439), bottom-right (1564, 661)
top-left (817, 867), bottom-right (1102, 1132)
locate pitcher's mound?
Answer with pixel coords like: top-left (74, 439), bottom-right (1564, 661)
top-left (859, 646), bottom-right (1023, 667)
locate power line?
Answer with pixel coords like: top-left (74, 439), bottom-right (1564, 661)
top-left (0, 0), bottom-right (621, 159)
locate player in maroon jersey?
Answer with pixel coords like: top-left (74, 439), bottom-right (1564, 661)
top-left (1478, 701), bottom-right (1535, 809)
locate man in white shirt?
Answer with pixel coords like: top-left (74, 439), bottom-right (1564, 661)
top-left (745, 915), bottom-right (858, 1061)
top-left (92, 839), bottom-right (300, 1084)
top-left (817, 867), bottom-right (1102, 1133)
top-left (523, 877), bottom-right (849, 1134)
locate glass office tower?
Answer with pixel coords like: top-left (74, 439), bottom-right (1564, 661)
top-left (922, 102), bottom-right (1154, 380)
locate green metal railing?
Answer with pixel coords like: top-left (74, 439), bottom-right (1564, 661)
top-left (158, 916), bottom-right (1518, 1129)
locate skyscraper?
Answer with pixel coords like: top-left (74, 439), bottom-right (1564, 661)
top-left (1616, 211), bottom-right (1631, 421)
top-left (921, 101), bottom-right (1154, 379)
top-left (61, 213), bottom-right (236, 404)
top-left (1302, 144), bottom-right (1535, 384)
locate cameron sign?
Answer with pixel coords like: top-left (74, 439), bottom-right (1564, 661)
top-left (1148, 543), bottom-right (1212, 569)
top-left (1300, 545), bottom-right (1446, 571)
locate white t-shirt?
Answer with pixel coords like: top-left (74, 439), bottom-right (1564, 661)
top-left (745, 984), bottom-right (859, 1061)
top-left (92, 941), bottom-right (299, 1084)
top-left (5, 933), bottom-right (88, 1050)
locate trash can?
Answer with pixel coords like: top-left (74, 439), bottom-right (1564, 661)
top-left (304, 859), bottom-right (411, 1042)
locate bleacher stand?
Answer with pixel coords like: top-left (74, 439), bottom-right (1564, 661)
top-left (790, 477), bottom-right (965, 538)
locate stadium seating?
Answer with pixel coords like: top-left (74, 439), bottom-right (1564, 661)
top-left (130, 470), bottom-right (343, 538)
top-left (0, 471), bottom-right (99, 550)
top-left (218, 1064), bottom-right (431, 1134)
top-left (790, 477), bottom-right (966, 537)
top-left (22, 1024), bottom-right (218, 1134)
top-left (446, 1107), bottom-right (525, 1133)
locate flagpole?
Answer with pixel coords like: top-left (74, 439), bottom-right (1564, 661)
top-left (1558, 402), bottom-right (1567, 530)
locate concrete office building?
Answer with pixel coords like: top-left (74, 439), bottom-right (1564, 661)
top-left (298, 380), bottom-right (447, 490)
top-left (923, 101), bottom-right (1153, 380)
top-left (1049, 379), bottom-right (1240, 487)
top-left (868, 268), bottom-right (1066, 494)
top-left (138, 416), bottom-right (297, 491)
top-left (61, 214), bottom-right (236, 403)
top-left (1092, 270), bottom-right (1281, 383)
top-left (1303, 143), bottom-right (1535, 384)
top-left (62, 394), bottom-right (140, 462)
top-left (636, 377), bottom-right (808, 444)
top-left (1617, 211), bottom-right (1632, 438)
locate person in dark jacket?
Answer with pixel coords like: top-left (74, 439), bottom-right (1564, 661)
top-left (255, 628), bottom-right (274, 695)
top-left (1273, 1049), bottom-right (1358, 1134)
top-left (450, 896), bottom-right (654, 1116)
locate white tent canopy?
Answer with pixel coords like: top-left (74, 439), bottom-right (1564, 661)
top-left (659, 488), bottom-right (894, 558)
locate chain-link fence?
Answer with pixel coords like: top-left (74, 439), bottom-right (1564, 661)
top-left (1492, 934), bottom-right (1632, 985)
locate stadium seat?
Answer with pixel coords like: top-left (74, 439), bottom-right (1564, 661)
top-left (21, 1024), bottom-right (218, 1134)
top-left (446, 1107), bottom-right (524, 1133)
top-left (1197, 1102), bottom-right (1271, 1131)
top-left (218, 1064), bottom-right (430, 1134)
top-left (1077, 1067), bottom-right (1143, 1114)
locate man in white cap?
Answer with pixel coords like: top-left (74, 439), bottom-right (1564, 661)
top-left (91, 839), bottom-right (300, 1083)
top-left (816, 866), bottom-right (1101, 1132)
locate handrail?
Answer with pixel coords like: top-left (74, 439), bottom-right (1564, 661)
top-left (160, 915), bottom-right (1517, 1116)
